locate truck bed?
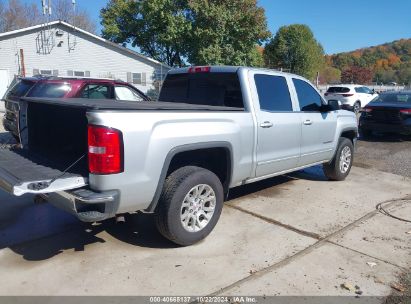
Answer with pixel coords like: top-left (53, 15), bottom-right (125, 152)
top-left (21, 97), bottom-right (244, 111)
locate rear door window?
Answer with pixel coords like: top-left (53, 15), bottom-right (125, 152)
top-left (159, 72), bottom-right (244, 108)
top-left (27, 82), bottom-right (72, 98)
top-left (254, 74), bottom-right (292, 112)
top-left (293, 79), bottom-right (323, 111)
top-left (80, 84), bottom-right (110, 99)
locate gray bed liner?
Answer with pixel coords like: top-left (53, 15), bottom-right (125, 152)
top-left (21, 97), bottom-right (245, 111)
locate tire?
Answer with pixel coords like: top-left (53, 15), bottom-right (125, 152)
top-left (323, 138), bottom-right (354, 181)
top-left (353, 101), bottom-right (361, 114)
top-left (155, 166), bottom-right (224, 246)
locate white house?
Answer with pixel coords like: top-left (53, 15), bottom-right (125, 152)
top-left (0, 20), bottom-right (171, 98)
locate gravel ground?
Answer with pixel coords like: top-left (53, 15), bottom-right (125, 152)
top-left (354, 134), bottom-right (411, 177)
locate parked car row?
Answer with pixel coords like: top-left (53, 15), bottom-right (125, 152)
top-left (2, 75), bottom-right (149, 140)
top-left (324, 84), bottom-right (410, 137)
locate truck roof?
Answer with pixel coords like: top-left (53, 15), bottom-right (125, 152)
top-left (169, 66), bottom-right (295, 77)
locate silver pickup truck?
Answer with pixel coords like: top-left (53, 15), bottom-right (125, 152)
top-left (0, 66), bottom-right (357, 245)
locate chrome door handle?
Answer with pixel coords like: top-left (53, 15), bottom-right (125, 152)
top-left (303, 120), bottom-right (313, 125)
top-left (260, 121), bottom-right (273, 128)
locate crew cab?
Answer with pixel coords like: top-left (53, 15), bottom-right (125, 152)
top-left (0, 66), bottom-right (358, 246)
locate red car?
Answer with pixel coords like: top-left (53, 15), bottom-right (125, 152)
top-left (3, 75), bottom-right (149, 139)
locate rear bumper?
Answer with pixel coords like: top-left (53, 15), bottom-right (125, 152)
top-left (359, 121), bottom-right (411, 134)
top-left (47, 188), bottom-right (120, 222)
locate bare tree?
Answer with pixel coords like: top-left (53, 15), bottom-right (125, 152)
top-left (0, 0), bottom-right (96, 34)
top-left (0, 0), bottom-right (42, 32)
top-left (52, 0), bottom-right (96, 33)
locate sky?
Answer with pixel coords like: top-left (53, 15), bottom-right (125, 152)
top-left (22, 0), bottom-right (411, 54)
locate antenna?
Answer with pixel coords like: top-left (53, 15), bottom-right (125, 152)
top-left (37, 0), bottom-right (55, 54)
top-left (67, 0), bottom-right (78, 51)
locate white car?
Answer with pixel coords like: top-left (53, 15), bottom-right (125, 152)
top-left (324, 85), bottom-right (378, 113)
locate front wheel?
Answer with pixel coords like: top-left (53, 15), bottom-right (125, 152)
top-left (155, 166), bottom-right (224, 246)
top-left (323, 138), bottom-right (354, 181)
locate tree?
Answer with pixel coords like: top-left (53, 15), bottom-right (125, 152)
top-left (101, 0), bottom-right (192, 67)
top-left (341, 66), bottom-right (374, 84)
top-left (100, 0), bottom-right (270, 67)
top-left (0, 0), bottom-right (96, 34)
top-left (264, 24), bottom-right (324, 79)
top-left (319, 66), bottom-right (341, 84)
top-left (51, 0), bottom-right (96, 33)
top-left (186, 0), bottom-right (270, 66)
top-left (0, 0), bottom-right (41, 32)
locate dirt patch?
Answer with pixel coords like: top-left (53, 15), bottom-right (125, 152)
top-left (383, 272), bottom-right (411, 304)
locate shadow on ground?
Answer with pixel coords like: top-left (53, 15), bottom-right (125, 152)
top-left (1, 166), bottom-right (325, 261)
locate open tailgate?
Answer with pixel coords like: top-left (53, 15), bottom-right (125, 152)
top-left (0, 149), bottom-right (87, 196)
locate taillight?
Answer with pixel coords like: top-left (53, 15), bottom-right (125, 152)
top-left (188, 66), bottom-right (211, 73)
top-left (400, 109), bottom-right (411, 114)
top-left (324, 93), bottom-right (329, 96)
top-left (363, 107), bottom-right (374, 113)
top-left (342, 94), bottom-right (354, 97)
top-left (88, 125), bottom-right (123, 174)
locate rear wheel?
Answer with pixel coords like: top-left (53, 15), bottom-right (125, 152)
top-left (155, 166), bottom-right (224, 246)
top-left (323, 138), bottom-right (354, 181)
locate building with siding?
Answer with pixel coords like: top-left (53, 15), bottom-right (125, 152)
top-left (0, 20), bottom-right (170, 98)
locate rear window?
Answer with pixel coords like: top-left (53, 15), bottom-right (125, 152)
top-left (159, 72), bottom-right (244, 108)
top-left (373, 93), bottom-right (411, 104)
top-left (27, 82), bottom-right (72, 98)
top-left (6, 80), bottom-right (36, 99)
top-left (327, 87), bottom-right (350, 93)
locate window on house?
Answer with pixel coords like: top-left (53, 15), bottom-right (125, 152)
top-left (74, 71), bottom-right (85, 77)
top-left (128, 72), bottom-right (147, 86)
top-left (40, 70), bottom-right (52, 75)
top-left (132, 73), bottom-right (142, 84)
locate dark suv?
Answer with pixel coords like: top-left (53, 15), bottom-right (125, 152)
top-left (2, 76), bottom-right (149, 139)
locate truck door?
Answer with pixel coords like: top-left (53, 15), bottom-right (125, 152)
top-left (291, 78), bottom-right (337, 166)
top-left (250, 72), bottom-right (301, 177)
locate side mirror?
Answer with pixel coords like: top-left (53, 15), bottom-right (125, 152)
top-left (326, 100), bottom-right (340, 111)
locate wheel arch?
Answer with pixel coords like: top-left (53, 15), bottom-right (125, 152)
top-left (145, 141), bottom-right (233, 213)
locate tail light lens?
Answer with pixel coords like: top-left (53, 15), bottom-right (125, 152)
top-left (342, 94), bottom-right (354, 97)
top-left (363, 107), bottom-right (374, 113)
top-left (88, 125), bottom-right (123, 174)
top-left (400, 109), bottom-right (411, 114)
